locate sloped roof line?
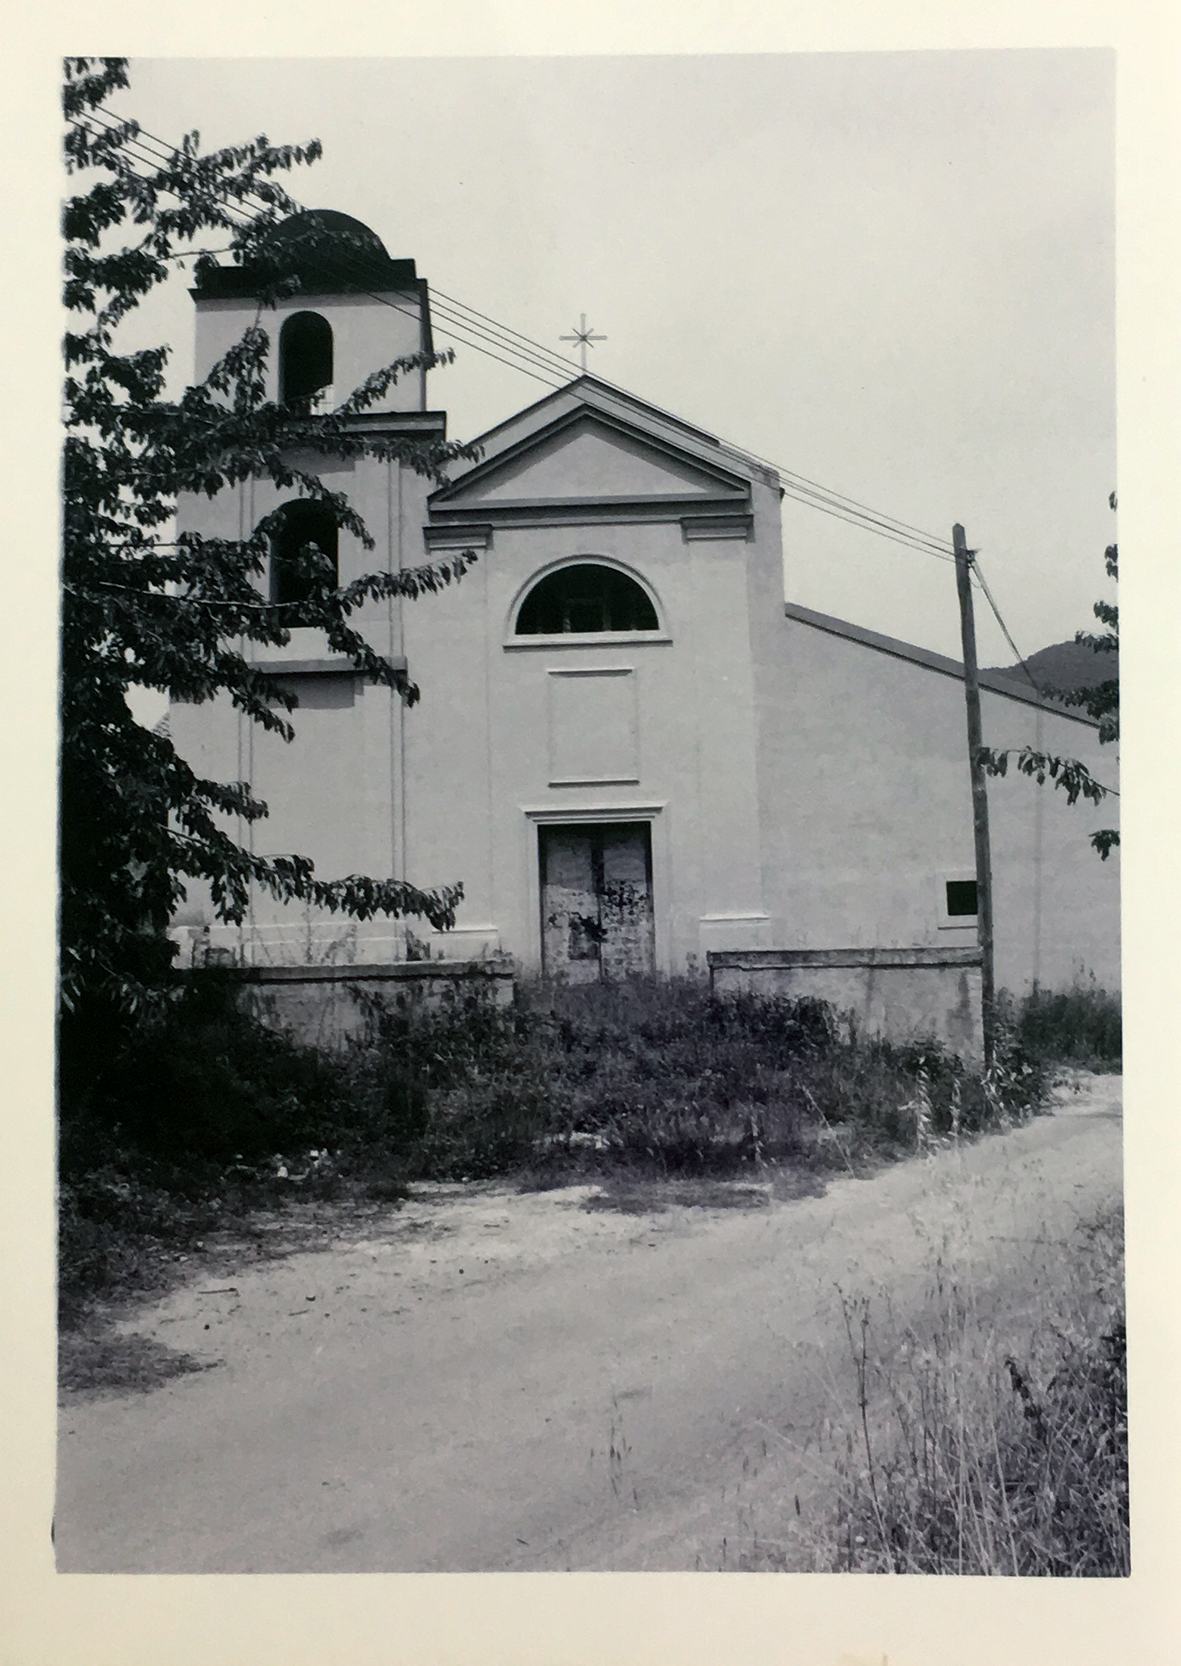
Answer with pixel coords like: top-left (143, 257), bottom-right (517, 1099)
top-left (430, 399), bottom-right (757, 508)
top-left (783, 601), bottom-right (1100, 727)
top-left (454, 375), bottom-right (778, 489)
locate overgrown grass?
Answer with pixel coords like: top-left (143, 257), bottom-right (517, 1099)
top-left (59, 973), bottom-right (1049, 1320)
top-left (341, 976), bottom-right (1046, 1183)
top-left (800, 1207), bottom-right (1128, 1576)
top-left (1010, 977), bottom-right (1122, 1073)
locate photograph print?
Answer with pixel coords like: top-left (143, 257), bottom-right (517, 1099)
top-left (56, 49), bottom-right (1123, 1574)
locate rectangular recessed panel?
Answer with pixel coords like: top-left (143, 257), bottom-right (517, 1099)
top-left (547, 667), bottom-right (638, 785)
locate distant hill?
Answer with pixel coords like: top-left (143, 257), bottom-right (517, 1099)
top-left (984, 638), bottom-right (1118, 699)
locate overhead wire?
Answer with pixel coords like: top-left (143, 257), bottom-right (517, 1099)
top-left (423, 282), bottom-right (954, 553)
top-left (73, 108), bottom-right (954, 555)
top-left (77, 106), bottom-right (1089, 714)
top-left (776, 490), bottom-right (952, 560)
top-left (969, 554), bottom-right (1043, 691)
top-left (76, 106), bottom-right (1121, 803)
top-left (73, 116), bottom-right (572, 393)
top-left (427, 274), bottom-right (956, 555)
top-left (73, 111), bottom-right (571, 390)
top-left (74, 109), bottom-right (582, 390)
top-left (429, 284), bottom-right (586, 378)
top-left (73, 107), bottom-right (956, 561)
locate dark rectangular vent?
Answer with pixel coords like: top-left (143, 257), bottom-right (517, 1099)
top-left (945, 879), bottom-right (978, 917)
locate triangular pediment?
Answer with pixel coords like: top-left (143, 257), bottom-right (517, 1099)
top-left (431, 407), bottom-right (751, 511)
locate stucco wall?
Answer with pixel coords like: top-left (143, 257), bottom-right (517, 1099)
top-left (753, 613), bottom-right (1120, 992)
top-left (232, 961), bottom-right (514, 1050)
top-left (709, 946), bottom-right (984, 1062)
top-left (169, 448), bottom-right (442, 966)
top-left (193, 291), bottom-right (428, 412)
top-left (396, 504), bottom-right (780, 972)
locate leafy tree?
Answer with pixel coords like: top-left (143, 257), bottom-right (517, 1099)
top-left (61, 58), bottom-right (479, 1095)
top-left (979, 494), bottom-right (1119, 858)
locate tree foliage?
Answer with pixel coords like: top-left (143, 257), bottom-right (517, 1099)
top-left (61, 58), bottom-right (480, 1044)
top-left (978, 495), bottom-right (1119, 859)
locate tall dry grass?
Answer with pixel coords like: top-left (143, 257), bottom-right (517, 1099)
top-left (802, 1207), bottom-right (1128, 1576)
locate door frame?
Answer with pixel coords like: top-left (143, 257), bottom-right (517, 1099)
top-left (522, 802), bottom-right (669, 974)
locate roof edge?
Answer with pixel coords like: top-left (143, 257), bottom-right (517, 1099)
top-left (455, 376), bottom-right (779, 491)
top-left (430, 401), bottom-right (756, 509)
top-left (783, 602), bottom-right (1099, 726)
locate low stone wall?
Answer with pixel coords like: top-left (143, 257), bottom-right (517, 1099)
top-left (707, 946), bottom-right (984, 1062)
top-left (223, 960), bottom-right (515, 1050)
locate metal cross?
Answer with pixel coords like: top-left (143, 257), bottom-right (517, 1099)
top-left (560, 313), bottom-right (607, 372)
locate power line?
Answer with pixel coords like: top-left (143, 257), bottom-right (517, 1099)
top-left (76, 107), bottom-right (586, 387)
top-left (72, 108), bottom-right (1086, 712)
top-left (774, 481), bottom-right (953, 558)
top-left (429, 284), bottom-right (583, 379)
top-left (777, 487), bottom-right (951, 560)
top-left (970, 555), bottom-right (1042, 690)
top-left (431, 273), bottom-right (954, 553)
top-left (73, 112), bottom-right (570, 392)
top-left (73, 116), bottom-right (570, 392)
top-left (71, 109), bottom-right (954, 561)
top-left (80, 114), bottom-right (1107, 776)
top-left (73, 111), bottom-right (952, 554)
top-left (428, 283), bottom-right (953, 552)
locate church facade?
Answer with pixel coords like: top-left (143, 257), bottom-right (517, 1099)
top-left (170, 215), bottom-right (1120, 1003)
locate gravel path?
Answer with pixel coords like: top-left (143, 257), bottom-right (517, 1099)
top-left (55, 1074), bottom-right (1122, 1572)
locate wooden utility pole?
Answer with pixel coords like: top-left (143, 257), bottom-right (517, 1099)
top-left (953, 523), bottom-right (996, 1068)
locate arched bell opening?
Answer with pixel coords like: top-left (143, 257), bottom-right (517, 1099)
top-left (278, 311), bottom-right (334, 408)
top-left (270, 500), bottom-right (340, 604)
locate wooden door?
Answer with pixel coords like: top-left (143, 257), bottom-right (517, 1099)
top-left (539, 823), bottom-right (654, 981)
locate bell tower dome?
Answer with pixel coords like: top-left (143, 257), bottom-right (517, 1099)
top-left (190, 209), bottom-right (434, 413)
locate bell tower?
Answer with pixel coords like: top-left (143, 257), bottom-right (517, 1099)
top-left (190, 208), bottom-right (434, 412)
top-left (171, 210), bottom-right (451, 971)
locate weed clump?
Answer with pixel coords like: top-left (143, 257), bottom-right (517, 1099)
top-left (1011, 978), bottom-right (1121, 1072)
top-left (799, 1208), bottom-right (1128, 1576)
top-left (342, 976), bottom-right (1045, 1182)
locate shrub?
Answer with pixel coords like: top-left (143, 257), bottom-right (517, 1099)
top-left (341, 975), bottom-right (1044, 1182)
top-left (57, 973), bottom-right (362, 1316)
top-left (62, 970), bottom-right (351, 1164)
top-left (1013, 978), bottom-right (1122, 1071)
top-left (59, 972), bottom-right (1053, 1314)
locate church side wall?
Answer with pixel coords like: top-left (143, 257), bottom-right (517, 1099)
top-left (754, 617), bottom-right (1121, 993)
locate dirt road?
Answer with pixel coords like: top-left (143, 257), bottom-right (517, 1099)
top-left (55, 1075), bottom-right (1122, 1572)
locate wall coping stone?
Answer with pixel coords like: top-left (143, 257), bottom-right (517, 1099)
top-left (252, 656), bottom-right (408, 678)
top-left (707, 946), bottom-right (982, 970)
top-left (210, 960), bottom-right (513, 986)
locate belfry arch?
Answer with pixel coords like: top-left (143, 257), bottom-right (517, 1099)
top-left (279, 311), bottom-right (334, 407)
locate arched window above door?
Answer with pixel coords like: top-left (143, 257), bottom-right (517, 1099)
top-left (514, 562), bottom-right (660, 636)
top-left (279, 311), bottom-right (334, 407)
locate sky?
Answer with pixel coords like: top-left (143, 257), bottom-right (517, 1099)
top-left (106, 50), bottom-right (1116, 667)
